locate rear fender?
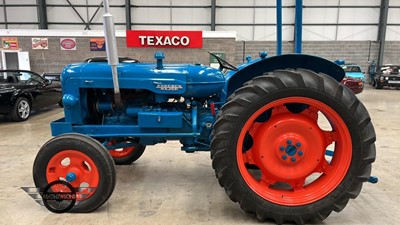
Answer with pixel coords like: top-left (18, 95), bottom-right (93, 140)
top-left (223, 54), bottom-right (345, 100)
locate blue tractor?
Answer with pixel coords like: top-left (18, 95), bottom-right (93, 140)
top-left (32, 3), bottom-right (376, 224)
top-left (32, 51), bottom-right (376, 224)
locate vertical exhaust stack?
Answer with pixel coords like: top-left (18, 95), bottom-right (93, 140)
top-left (102, 0), bottom-right (123, 108)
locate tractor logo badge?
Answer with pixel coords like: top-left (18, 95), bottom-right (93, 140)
top-left (156, 84), bottom-right (183, 91)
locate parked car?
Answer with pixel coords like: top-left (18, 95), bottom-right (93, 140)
top-left (84, 56), bottom-right (140, 63)
top-left (0, 70), bottom-right (62, 121)
top-left (340, 76), bottom-right (363, 94)
top-left (43, 73), bottom-right (61, 82)
top-left (374, 65), bottom-right (400, 89)
top-left (340, 64), bottom-right (365, 82)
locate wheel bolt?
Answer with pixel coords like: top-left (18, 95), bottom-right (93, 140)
top-left (66, 172), bottom-right (77, 182)
top-left (291, 157), bottom-right (296, 162)
top-left (298, 151), bottom-right (303, 156)
top-left (296, 142), bottom-right (301, 147)
top-left (279, 146), bottom-right (285, 151)
top-left (282, 155), bottom-right (287, 160)
top-left (287, 140), bottom-right (292, 144)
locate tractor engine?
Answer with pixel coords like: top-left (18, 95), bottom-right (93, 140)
top-left (58, 55), bottom-right (224, 151)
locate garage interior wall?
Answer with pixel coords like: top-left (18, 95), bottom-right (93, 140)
top-left (0, 0), bottom-right (400, 73)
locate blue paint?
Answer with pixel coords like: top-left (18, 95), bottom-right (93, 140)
top-left (295, 0), bottom-right (303, 53)
top-left (51, 51), bottom-right (347, 152)
top-left (276, 0), bottom-right (282, 55)
top-left (66, 172), bottom-right (77, 182)
top-left (154, 51), bottom-right (165, 69)
top-left (285, 145), bottom-right (297, 156)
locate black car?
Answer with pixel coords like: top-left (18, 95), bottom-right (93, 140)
top-left (374, 65), bottom-right (400, 89)
top-left (0, 70), bottom-right (62, 121)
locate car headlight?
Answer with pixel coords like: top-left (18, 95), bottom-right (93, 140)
top-left (385, 77), bottom-right (389, 80)
top-left (380, 76), bottom-right (384, 81)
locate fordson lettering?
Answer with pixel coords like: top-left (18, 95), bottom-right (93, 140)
top-left (139, 36), bottom-right (190, 47)
top-left (156, 84), bottom-right (183, 91)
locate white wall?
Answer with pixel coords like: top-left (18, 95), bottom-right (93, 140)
top-left (0, 0), bottom-right (399, 41)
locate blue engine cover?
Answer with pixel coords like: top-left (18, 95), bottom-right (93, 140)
top-left (62, 62), bottom-right (225, 98)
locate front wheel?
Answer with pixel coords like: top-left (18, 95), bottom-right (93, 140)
top-left (108, 141), bottom-right (146, 165)
top-left (33, 133), bottom-right (116, 213)
top-left (211, 69), bottom-right (376, 224)
top-left (11, 97), bottom-right (31, 121)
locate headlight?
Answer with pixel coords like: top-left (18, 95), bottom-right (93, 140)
top-left (385, 77), bottom-right (389, 80)
top-left (380, 76), bottom-right (384, 81)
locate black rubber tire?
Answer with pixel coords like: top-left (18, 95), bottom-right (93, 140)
top-left (33, 133), bottom-right (116, 213)
top-left (211, 69), bottom-right (376, 224)
top-left (11, 97), bottom-right (31, 122)
top-left (112, 143), bottom-right (146, 165)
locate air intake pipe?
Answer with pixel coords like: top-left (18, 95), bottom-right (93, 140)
top-left (103, 0), bottom-right (123, 108)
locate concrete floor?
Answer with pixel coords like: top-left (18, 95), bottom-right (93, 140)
top-left (0, 85), bottom-right (399, 225)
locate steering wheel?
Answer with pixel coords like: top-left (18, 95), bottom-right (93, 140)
top-left (208, 51), bottom-right (238, 71)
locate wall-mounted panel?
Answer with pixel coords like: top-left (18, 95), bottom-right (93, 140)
top-left (303, 26), bottom-right (337, 40)
top-left (171, 8), bottom-right (210, 24)
top-left (337, 26), bottom-right (378, 40)
top-left (6, 7), bottom-right (37, 23)
top-left (133, 8), bottom-right (171, 23)
top-left (303, 8), bottom-right (338, 24)
top-left (338, 8), bottom-right (379, 24)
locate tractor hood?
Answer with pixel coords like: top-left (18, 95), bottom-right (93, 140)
top-left (62, 62), bottom-right (225, 98)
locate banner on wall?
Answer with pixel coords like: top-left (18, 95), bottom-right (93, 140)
top-left (126, 30), bottom-right (203, 48)
top-left (60, 38), bottom-right (76, 50)
top-left (32, 38), bottom-right (49, 50)
top-left (90, 38), bottom-right (106, 51)
top-left (2, 37), bottom-right (19, 49)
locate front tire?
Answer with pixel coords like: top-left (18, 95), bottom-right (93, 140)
top-left (33, 133), bottom-right (116, 213)
top-left (108, 141), bottom-right (146, 165)
top-left (211, 69), bottom-right (376, 224)
top-left (11, 97), bottom-right (31, 121)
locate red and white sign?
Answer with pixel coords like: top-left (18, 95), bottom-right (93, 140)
top-left (60, 38), bottom-right (76, 50)
top-left (126, 30), bottom-right (202, 48)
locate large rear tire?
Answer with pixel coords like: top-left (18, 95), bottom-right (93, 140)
top-left (211, 69), bottom-right (376, 224)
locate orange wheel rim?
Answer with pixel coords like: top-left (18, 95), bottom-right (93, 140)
top-left (237, 97), bottom-right (352, 206)
top-left (109, 146), bottom-right (135, 158)
top-left (46, 150), bottom-right (99, 201)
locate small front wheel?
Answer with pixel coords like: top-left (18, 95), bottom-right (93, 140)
top-left (33, 133), bottom-right (116, 213)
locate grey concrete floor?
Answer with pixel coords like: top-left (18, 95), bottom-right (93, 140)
top-left (0, 85), bottom-right (399, 225)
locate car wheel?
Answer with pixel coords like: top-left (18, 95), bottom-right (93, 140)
top-left (11, 97), bottom-right (31, 122)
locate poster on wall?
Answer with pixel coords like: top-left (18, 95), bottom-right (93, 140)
top-left (2, 37), bottom-right (19, 49)
top-left (90, 38), bottom-right (106, 51)
top-left (32, 38), bottom-right (49, 50)
top-left (60, 38), bottom-right (76, 50)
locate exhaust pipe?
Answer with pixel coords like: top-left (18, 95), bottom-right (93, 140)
top-left (102, 0), bottom-right (123, 108)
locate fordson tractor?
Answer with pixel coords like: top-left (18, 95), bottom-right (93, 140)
top-left (32, 4), bottom-right (375, 225)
